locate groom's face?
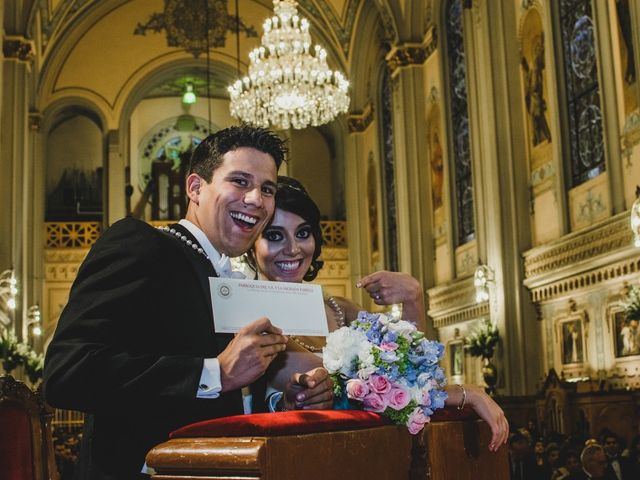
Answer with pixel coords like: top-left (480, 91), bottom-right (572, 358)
top-left (191, 147), bottom-right (277, 257)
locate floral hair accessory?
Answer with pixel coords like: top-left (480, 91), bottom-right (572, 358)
top-left (323, 311), bottom-right (447, 434)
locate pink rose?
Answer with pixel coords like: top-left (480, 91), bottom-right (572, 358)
top-left (407, 407), bottom-right (430, 435)
top-left (346, 379), bottom-right (370, 400)
top-left (379, 341), bottom-right (399, 351)
top-left (368, 374), bottom-right (392, 394)
top-left (387, 386), bottom-right (411, 411)
top-left (363, 392), bottom-right (388, 412)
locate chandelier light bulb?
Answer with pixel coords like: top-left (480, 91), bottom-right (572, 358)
top-left (228, 0), bottom-right (350, 130)
top-left (7, 297), bottom-right (16, 310)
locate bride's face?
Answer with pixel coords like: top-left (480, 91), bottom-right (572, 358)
top-left (254, 208), bottom-right (315, 283)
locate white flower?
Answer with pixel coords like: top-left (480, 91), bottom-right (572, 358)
top-left (358, 365), bottom-right (377, 380)
top-left (358, 342), bottom-right (375, 368)
top-left (409, 385), bottom-right (424, 404)
top-left (323, 327), bottom-right (368, 377)
top-left (386, 319), bottom-right (417, 340)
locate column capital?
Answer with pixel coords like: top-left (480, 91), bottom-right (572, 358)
top-left (385, 29), bottom-right (437, 76)
top-left (29, 111), bottom-right (43, 132)
top-left (3, 36), bottom-right (35, 62)
top-left (347, 101), bottom-right (374, 133)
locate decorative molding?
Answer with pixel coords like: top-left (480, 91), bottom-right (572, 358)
top-left (133, 0), bottom-right (257, 58)
top-left (427, 276), bottom-right (490, 328)
top-left (526, 256), bottom-right (640, 303)
top-left (319, 247), bottom-right (348, 261)
top-left (45, 264), bottom-right (81, 282)
top-left (2, 36), bottom-right (35, 62)
top-left (385, 28), bottom-right (437, 75)
top-left (424, 0), bottom-right (434, 32)
top-left (45, 222), bottom-right (101, 248)
top-left (530, 161), bottom-right (555, 188)
top-left (347, 102), bottom-right (374, 133)
top-left (523, 212), bottom-right (634, 279)
top-left (44, 248), bottom-right (89, 282)
top-left (320, 221), bottom-right (347, 247)
top-left (521, 0), bottom-right (536, 10)
top-left (29, 111), bottom-right (43, 132)
top-left (621, 110), bottom-right (640, 165)
top-left (299, 0), bottom-right (359, 57)
top-left (315, 260), bottom-right (350, 279)
top-left (44, 249), bottom-right (90, 264)
top-left (431, 303), bottom-right (490, 329)
top-left (428, 86), bottom-right (440, 105)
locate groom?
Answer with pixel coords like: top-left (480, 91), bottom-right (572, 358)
top-left (43, 126), bottom-right (331, 479)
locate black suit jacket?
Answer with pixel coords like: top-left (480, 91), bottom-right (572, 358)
top-left (44, 218), bottom-right (245, 479)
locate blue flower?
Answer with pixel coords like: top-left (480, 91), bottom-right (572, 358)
top-left (379, 350), bottom-right (398, 363)
top-left (430, 389), bottom-right (448, 410)
top-left (383, 331), bottom-right (398, 343)
top-left (366, 329), bottom-right (382, 344)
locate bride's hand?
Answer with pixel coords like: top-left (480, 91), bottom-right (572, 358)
top-left (464, 384), bottom-right (509, 451)
top-left (283, 367), bottom-right (334, 410)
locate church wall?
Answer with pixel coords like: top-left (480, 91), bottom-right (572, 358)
top-left (288, 128), bottom-right (334, 218)
top-left (128, 96), bottom-right (233, 219)
top-left (422, 48), bottom-right (453, 285)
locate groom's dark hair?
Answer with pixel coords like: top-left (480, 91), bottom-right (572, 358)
top-left (189, 125), bottom-right (287, 182)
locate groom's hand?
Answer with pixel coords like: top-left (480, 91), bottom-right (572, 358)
top-left (284, 367), bottom-right (334, 410)
top-left (218, 317), bottom-right (288, 392)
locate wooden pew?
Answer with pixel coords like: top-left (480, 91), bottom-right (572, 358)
top-left (146, 409), bottom-right (508, 479)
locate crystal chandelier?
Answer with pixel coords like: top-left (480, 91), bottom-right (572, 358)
top-left (228, 0), bottom-right (350, 130)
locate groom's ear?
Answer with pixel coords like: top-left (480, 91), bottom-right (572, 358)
top-left (186, 174), bottom-right (202, 204)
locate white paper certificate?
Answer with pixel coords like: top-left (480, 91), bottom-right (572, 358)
top-left (209, 277), bottom-right (329, 336)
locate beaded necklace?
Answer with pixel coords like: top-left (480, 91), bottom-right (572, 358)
top-left (157, 226), bottom-right (210, 260)
top-left (290, 296), bottom-right (345, 352)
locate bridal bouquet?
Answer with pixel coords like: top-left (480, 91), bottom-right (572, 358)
top-left (323, 311), bottom-right (447, 434)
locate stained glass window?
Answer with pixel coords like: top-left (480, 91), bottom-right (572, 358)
top-left (445, 0), bottom-right (475, 245)
top-left (380, 69), bottom-right (399, 272)
top-left (559, 0), bottom-right (605, 186)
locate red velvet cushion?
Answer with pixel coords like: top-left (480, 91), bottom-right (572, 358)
top-left (171, 406), bottom-right (479, 439)
top-left (171, 410), bottom-right (391, 438)
top-left (0, 403), bottom-right (34, 480)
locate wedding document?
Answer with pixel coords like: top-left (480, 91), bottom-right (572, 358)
top-left (209, 277), bottom-right (329, 336)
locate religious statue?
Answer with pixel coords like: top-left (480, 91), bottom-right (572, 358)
top-left (430, 129), bottom-right (444, 209)
top-left (522, 34), bottom-right (552, 146)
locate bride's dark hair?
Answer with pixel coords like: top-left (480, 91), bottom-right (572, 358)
top-left (247, 175), bottom-right (324, 281)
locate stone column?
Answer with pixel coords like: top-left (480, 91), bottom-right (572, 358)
top-left (385, 40), bottom-right (436, 289)
top-left (1, 35), bottom-right (35, 337)
top-left (344, 113), bottom-right (372, 308)
top-left (107, 130), bottom-right (126, 225)
top-left (464, 1), bottom-right (540, 395)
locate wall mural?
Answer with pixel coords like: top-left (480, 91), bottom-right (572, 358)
top-left (520, 8), bottom-right (552, 150)
top-left (615, 0), bottom-right (638, 116)
top-left (367, 152), bottom-right (380, 259)
top-left (427, 105), bottom-right (444, 210)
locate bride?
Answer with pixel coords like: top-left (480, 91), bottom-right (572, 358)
top-left (250, 176), bottom-right (509, 451)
